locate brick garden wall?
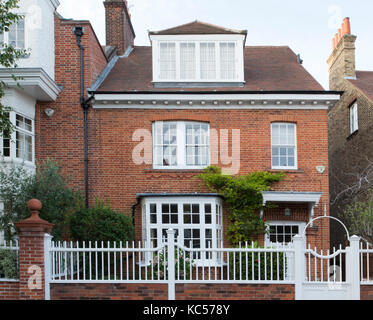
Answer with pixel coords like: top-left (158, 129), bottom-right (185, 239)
top-left (360, 285), bottom-right (373, 300)
top-left (0, 281), bottom-right (19, 300)
top-left (49, 283), bottom-right (295, 300)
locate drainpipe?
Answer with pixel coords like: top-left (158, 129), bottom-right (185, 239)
top-left (74, 26), bottom-right (90, 208)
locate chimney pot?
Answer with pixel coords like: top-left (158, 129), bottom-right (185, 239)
top-left (343, 17), bottom-right (351, 35)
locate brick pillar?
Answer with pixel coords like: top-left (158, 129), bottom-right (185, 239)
top-left (14, 199), bottom-right (54, 300)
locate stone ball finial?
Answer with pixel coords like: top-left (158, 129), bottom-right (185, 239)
top-left (27, 199), bottom-right (42, 212)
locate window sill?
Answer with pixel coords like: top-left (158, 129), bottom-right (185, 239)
top-left (266, 168), bottom-right (304, 173)
top-left (347, 130), bottom-right (358, 140)
top-left (146, 169), bottom-right (206, 173)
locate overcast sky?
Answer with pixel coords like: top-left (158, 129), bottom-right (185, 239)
top-left (57, 0), bottom-right (373, 89)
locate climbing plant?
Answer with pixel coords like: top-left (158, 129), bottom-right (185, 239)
top-left (197, 166), bottom-right (285, 246)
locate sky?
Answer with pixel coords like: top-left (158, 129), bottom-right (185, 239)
top-left (57, 0), bottom-right (373, 90)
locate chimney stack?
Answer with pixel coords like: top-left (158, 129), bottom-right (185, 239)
top-left (104, 0), bottom-right (135, 56)
top-left (327, 17), bottom-right (356, 90)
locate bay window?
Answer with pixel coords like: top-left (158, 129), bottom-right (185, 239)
top-left (153, 121), bottom-right (210, 169)
top-left (271, 123), bottom-right (297, 170)
top-left (1, 112), bottom-right (34, 163)
top-left (0, 18), bottom-right (25, 49)
top-left (141, 196), bottom-right (223, 262)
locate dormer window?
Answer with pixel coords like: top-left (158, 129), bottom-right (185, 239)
top-left (150, 21), bottom-right (247, 86)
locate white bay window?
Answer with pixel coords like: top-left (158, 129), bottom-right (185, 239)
top-left (141, 196), bottom-right (223, 262)
top-left (1, 112), bottom-right (34, 164)
top-left (153, 121), bottom-right (209, 169)
top-left (0, 17), bottom-right (25, 49)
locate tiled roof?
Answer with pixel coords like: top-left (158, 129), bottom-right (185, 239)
top-left (96, 46), bottom-right (324, 92)
top-left (348, 71), bottom-right (373, 101)
top-left (148, 20), bottom-right (247, 36)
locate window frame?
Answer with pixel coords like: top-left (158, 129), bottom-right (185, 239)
top-left (0, 16), bottom-right (26, 50)
top-left (152, 121), bottom-right (210, 170)
top-left (1, 111), bottom-right (35, 165)
top-left (141, 196), bottom-right (224, 264)
top-left (151, 35), bottom-right (245, 83)
top-left (349, 102), bottom-right (358, 134)
top-left (265, 221), bottom-right (306, 245)
top-left (271, 122), bottom-right (298, 170)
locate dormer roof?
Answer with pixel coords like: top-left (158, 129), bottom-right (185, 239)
top-left (148, 20), bottom-right (247, 36)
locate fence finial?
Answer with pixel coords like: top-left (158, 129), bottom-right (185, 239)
top-left (27, 199), bottom-right (42, 219)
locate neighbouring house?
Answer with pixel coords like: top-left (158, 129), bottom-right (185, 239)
top-left (35, 0), bottom-right (341, 254)
top-left (328, 18), bottom-right (373, 247)
top-left (0, 0), bottom-right (61, 240)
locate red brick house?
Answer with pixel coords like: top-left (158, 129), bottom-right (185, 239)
top-left (37, 0), bottom-right (341, 253)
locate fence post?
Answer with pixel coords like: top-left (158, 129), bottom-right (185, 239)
top-left (167, 229), bottom-right (176, 301)
top-left (14, 199), bottom-right (54, 300)
top-left (348, 235), bottom-right (360, 300)
top-left (293, 235), bottom-right (305, 300)
top-left (44, 234), bottom-right (53, 300)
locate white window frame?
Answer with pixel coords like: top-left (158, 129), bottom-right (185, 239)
top-left (271, 122), bottom-right (298, 170)
top-left (141, 196), bottom-right (223, 265)
top-left (0, 111), bottom-right (35, 165)
top-left (265, 221), bottom-right (306, 245)
top-left (0, 16), bottom-right (26, 50)
top-left (152, 121), bottom-right (210, 170)
top-left (151, 34), bottom-right (245, 83)
top-left (349, 102), bottom-right (358, 134)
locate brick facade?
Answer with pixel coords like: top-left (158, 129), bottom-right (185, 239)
top-left (0, 281), bottom-right (19, 300)
top-left (35, 15), bottom-right (108, 192)
top-left (328, 20), bottom-right (373, 247)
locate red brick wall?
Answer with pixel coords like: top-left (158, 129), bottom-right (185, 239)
top-left (50, 283), bottom-right (168, 300)
top-left (0, 281), bottom-right (19, 300)
top-left (88, 108), bottom-right (330, 251)
top-left (50, 283), bottom-right (294, 300)
top-left (361, 285), bottom-right (373, 300)
top-left (176, 284), bottom-right (294, 300)
top-left (35, 15), bottom-right (108, 191)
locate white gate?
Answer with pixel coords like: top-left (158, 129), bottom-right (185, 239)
top-left (293, 216), bottom-right (360, 300)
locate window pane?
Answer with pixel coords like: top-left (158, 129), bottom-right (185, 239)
top-left (180, 43), bottom-right (196, 79)
top-left (200, 43), bottom-right (216, 79)
top-left (271, 123), bottom-right (296, 168)
top-left (220, 42), bottom-right (235, 79)
top-left (159, 43), bottom-right (176, 79)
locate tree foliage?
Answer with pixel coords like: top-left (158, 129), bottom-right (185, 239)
top-left (0, 160), bottom-right (82, 240)
top-left (197, 166), bottom-right (285, 246)
top-left (0, 0), bottom-right (27, 136)
top-left (341, 191), bottom-right (373, 245)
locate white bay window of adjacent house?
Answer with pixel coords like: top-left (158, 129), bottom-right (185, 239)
top-left (142, 197), bottom-right (223, 262)
top-left (156, 40), bottom-right (242, 82)
top-left (1, 112), bottom-right (34, 163)
top-left (0, 18), bottom-right (25, 49)
top-left (271, 123), bottom-right (297, 170)
top-left (153, 121), bottom-right (210, 169)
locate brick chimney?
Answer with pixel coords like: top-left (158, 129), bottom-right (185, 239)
top-left (104, 0), bottom-right (135, 56)
top-left (327, 17), bottom-right (357, 90)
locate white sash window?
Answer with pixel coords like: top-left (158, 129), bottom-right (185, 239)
top-left (153, 121), bottom-right (210, 169)
top-left (271, 123), bottom-right (297, 170)
top-left (349, 103), bottom-right (358, 134)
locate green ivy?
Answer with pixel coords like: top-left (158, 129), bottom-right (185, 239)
top-left (197, 166), bottom-right (285, 246)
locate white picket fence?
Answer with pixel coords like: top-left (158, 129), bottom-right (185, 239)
top-left (0, 240), bottom-right (19, 281)
top-left (41, 231), bottom-right (372, 300)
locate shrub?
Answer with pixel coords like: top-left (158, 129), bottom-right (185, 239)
top-left (69, 200), bottom-right (135, 243)
top-left (0, 249), bottom-right (18, 279)
top-left (0, 159), bottom-right (82, 240)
